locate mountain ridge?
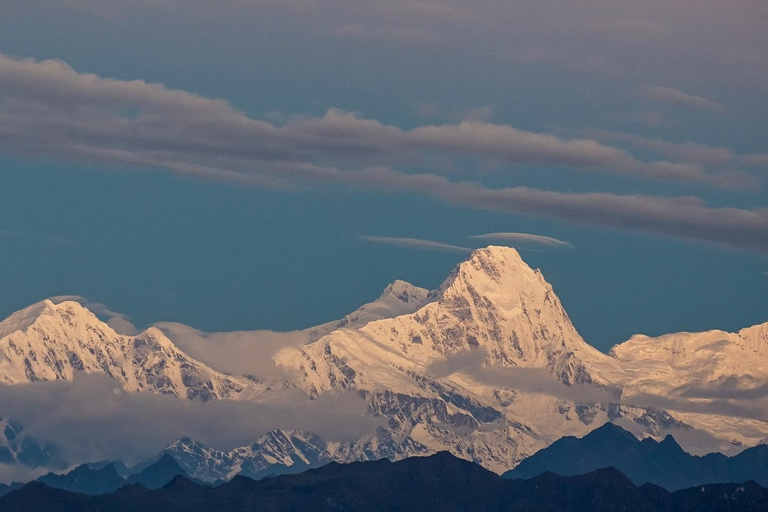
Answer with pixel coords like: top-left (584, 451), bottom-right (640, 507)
top-left (2, 451), bottom-right (767, 512)
top-left (504, 422), bottom-right (768, 490)
top-left (1, 245), bottom-right (767, 481)
top-left (0, 299), bottom-right (254, 400)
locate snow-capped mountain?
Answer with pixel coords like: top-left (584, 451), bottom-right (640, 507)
top-left (304, 279), bottom-right (430, 342)
top-left (164, 430), bottom-right (334, 481)
top-left (268, 247), bottom-right (696, 474)
top-left (1, 246), bottom-right (767, 481)
top-left (0, 299), bottom-right (253, 401)
top-left (276, 246), bottom-right (617, 397)
top-left (610, 323), bottom-right (768, 390)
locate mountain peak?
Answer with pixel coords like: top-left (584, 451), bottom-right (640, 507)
top-left (470, 244), bottom-right (524, 261)
top-left (452, 245), bottom-right (527, 283)
top-left (379, 280), bottom-right (428, 304)
top-left (0, 299), bottom-right (252, 400)
top-left (433, 245), bottom-right (541, 299)
top-left (0, 299), bottom-right (103, 340)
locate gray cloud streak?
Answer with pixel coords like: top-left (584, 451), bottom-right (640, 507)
top-left (0, 53), bottom-right (745, 187)
top-left (638, 86), bottom-right (725, 112)
top-left (469, 232), bottom-right (570, 247)
top-left (1, 55), bottom-right (767, 252)
top-left (359, 236), bottom-right (472, 253)
top-left (348, 169), bottom-right (768, 253)
top-left (587, 129), bottom-right (768, 173)
top-left (427, 349), bottom-right (622, 403)
top-left (427, 349), bottom-right (768, 424)
top-left (156, 322), bottom-right (310, 381)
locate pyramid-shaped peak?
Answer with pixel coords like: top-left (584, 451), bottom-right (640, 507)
top-left (0, 298), bottom-right (101, 339)
top-left (432, 245), bottom-right (543, 299)
top-left (459, 245), bottom-right (533, 280)
top-left (585, 422), bottom-right (638, 443)
top-left (470, 245), bottom-right (524, 261)
top-left (379, 280), bottom-right (429, 303)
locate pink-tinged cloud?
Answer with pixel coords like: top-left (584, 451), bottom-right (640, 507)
top-left (638, 86), bottom-right (724, 112)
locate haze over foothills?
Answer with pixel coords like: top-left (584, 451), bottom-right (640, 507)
top-left (0, 0), bottom-right (768, 492)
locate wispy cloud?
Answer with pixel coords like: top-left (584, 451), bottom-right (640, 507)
top-left (359, 236), bottom-right (472, 253)
top-left (0, 228), bottom-right (76, 245)
top-left (0, 54), bottom-right (745, 187)
top-left (1, 55), bottom-right (767, 253)
top-left (350, 169), bottom-right (768, 253)
top-left (587, 129), bottom-right (768, 172)
top-left (469, 232), bottom-right (571, 247)
top-left (427, 349), bottom-right (621, 403)
top-left (638, 86), bottom-right (724, 113)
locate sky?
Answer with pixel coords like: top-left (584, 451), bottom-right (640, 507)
top-left (0, 0), bottom-right (767, 351)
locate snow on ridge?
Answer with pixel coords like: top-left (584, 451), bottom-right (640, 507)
top-left (1, 246), bottom-right (768, 480)
top-left (0, 298), bottom-right (253, 400)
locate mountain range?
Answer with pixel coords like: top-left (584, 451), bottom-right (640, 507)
top-left (504, 422), bottom-right (768, 490)
top-left (2, 451), bottom-right (767, 512)
top-left (0, 453), bottom-right (195, 497)
top-left (0, 245), bottom-right (766, 481)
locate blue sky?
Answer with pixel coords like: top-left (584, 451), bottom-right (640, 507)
top-left (0, 0), bottom-right (766, 351)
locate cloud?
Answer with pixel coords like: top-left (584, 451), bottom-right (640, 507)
top-left (331, 24), bottom-right (436, 43)
top-left (453, 106), bottom-right (495, 122)
top-left (359, 236), bottom-right (472, 253)
top-left (349, 169), bottom-right (768, 253)
top-left (1, 54), bottom-right (767, 252)
top-left (675, 376), bottom-right (768, 401)
top-left (638, 86), bottom-right (724, 112)
top-left (469, 232), bottom-right (570, 247)
top-left (0, 374), bottom-right (382, 479)
top-left (415, 102), bottom-right (441, 119)
top-left (156, 322), bottom-right (310, 381)
top-left (0, 228), bottom-right (76, 245)
top-left (427, 349), bottom-right (622, 403)
top-left (426, 349), bottom-right (768, 426)
top-left (587, 129), bottom-right (768, 172)
top-left (607, 111), bottom-right (666, 128)
top-left (0, 53), bottom-right (744, 186)
top-left (622, 391), bottom-right (768, 423)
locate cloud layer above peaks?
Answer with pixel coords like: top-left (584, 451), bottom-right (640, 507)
top-left (0, 54), bottom-right (767, 253)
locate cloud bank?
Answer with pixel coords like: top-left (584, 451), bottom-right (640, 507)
top-left (0, 374), bottom-right (381, 479)
top-left (156, 322), bottom-right (310, 381)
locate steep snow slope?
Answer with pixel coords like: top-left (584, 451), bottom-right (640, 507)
top-left (276, 246), bottom-right (619, 396)
top-left (271, 247), bottom-right (674, 473)
top-left (0, 300), bottom-right (253, 401)
top-left (304, 280), bottom-right (429, 342)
